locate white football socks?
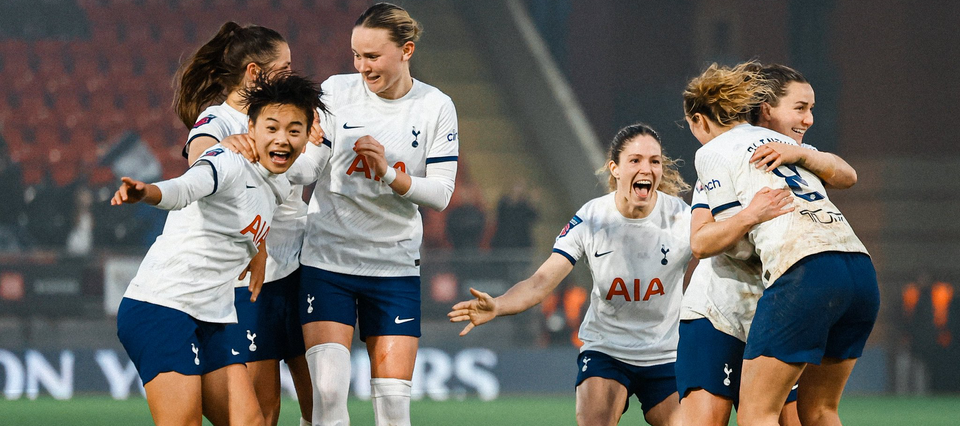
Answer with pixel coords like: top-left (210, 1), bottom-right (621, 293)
top-left (299, 417), bottom-right (311, 426)
top-left (305, 343), bottom-right (352, 426)
top-left (371, 378), bottom-right (412, 426)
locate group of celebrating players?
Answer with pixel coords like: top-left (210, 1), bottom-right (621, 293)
top-left (109, 2), bottom-right (878, 426)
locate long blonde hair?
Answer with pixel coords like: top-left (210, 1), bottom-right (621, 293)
top-left (600, 123), bottom-right (690, 197)
top-left (682, 61), bottom-right (772, 126)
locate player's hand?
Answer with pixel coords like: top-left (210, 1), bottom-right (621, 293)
top-left (750, 142), bottom-right (805, 172)
top-left (221, 133), bottom-right (259, 163)
top-left (353, 135), bottom-right (389, 178)
top-left (240, 242), bottom-right (268, 302)
top-left (111, 177), bottom-right (148, 205)
top-left (744, 187), bottom-right (795, 224)
top-left (448, 288), bottom-right (498, 336)
top-left (307, 114), bottom-right (325, 151)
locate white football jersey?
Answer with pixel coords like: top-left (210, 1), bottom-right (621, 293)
top-left (301, 74), bottom-right (459, 277)
top-left (187, 103), bottom-right (307, 284)
top-left (694, 124), bottom-right (868, 287)
top-left (123, 145), bottom-right (290, 323)
top-left (552, 192), bottom-right (692, 366)
top-left (680, 181), bottom-right (764, 342)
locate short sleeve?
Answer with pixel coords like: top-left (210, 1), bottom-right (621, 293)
top-left (184, 113), bottom-right (234, 158)
top-left (426, 98), bottom-right (459, 165)
top-left (695, 148), bottom-right (740, 216)
top-left (552, 208), bottom-right (588, 265)
top-left (691, 180), bottom-right (709, 211)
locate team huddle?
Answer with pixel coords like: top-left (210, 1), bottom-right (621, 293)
top-left (109, 2), bottom-right (877, 426)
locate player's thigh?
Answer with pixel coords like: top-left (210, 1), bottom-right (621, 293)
top-left (576, 376), bottom-right (628, 426)
top-left (246, 359), bottom-right (281, 414)
top-left (739, 356), bottom-right (804, 426)
top-left (365, 335), bottom-right (419, 379)
top-left (796, 357), bottom-right (857, 422)
top-left (202, 363), bottom-right (265, 426)
top-left (679, 389), bottom-right (733, 426)
top-left (144, 371), bottom-right (202, 426)
top-left (779, 400), bottom-right (802, 426)
top-left (644, 391), bottom-right (681, 426)
top-left (302, 320), bottom-right (354, 349)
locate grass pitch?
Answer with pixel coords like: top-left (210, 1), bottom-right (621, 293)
top-left (2, 395), bottom-right (959, 425)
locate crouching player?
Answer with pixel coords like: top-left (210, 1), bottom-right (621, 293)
top-left (112, 73), bottom-right (323, 426)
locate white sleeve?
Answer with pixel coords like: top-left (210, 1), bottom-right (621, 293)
top-left (285, 141), bottom-right (331, 185)
top-left (155, 162), bottom-right (216, 210)
top-left (184, 112), bottom-right (233, 158)
top-left (551, 208), bottom-right (588, 265)
top-left (399, 161), bottom-right (457, 211)
top-left (695, 148), bottom-right (741, 220)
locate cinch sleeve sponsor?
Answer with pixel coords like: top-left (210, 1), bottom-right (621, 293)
top-left (695, 149), bottom-right (740, 217)
top-left (427, 99), bottom-right (459, 161)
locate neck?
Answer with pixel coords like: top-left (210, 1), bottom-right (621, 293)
top-left (225, 90), bottom-right (247, 114)
top-left (378, 70), bottom-right (414, 100)
top-left (614, 190), bottom-right (656, 219)
top-left (704, 119), bottom-right (747, 143)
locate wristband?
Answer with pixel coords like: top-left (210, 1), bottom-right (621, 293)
top-left (382, 166), bottom-right (397, 184)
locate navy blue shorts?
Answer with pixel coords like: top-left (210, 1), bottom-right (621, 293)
top-left (576, 350), bottom-right (677, 415)
top-left (210, 269), bottom-right (306, 363)
top-left (116, 298), bottom-right (236, 385)
top-left (299, 266), bottom-right (421, 341)
top-left (745, 252), bottom-right (880, 364)
top-left (677, 318), bottom-right (797, 408)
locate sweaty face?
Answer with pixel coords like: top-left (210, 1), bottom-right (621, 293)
top-left (351, 26), bottom-right (411, 99)
top-left (762, 81), bottom-right (815, 144)
top-left (249, 104), bottom-right (309, 174)
top-left (610, 135), bottom-right (663, 213)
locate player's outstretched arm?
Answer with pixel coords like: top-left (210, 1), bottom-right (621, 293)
top-left (749, 142), bottom-right (857, 188)
top-left (448, 253), bottom-right (574, 336)
top-left (691, 187), bottom-right (794, 259)
top-left (111, 177), bottom-right (162, 206)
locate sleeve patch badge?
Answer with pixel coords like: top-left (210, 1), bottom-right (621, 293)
top-left (202, 147), bottom-right (225, 158)
top-left (557, 215), bottom-right (583, 238)
top-left (193, 114), bottom-right (216, 129)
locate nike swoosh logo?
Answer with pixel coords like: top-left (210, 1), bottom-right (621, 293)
top-left (245, 185), bottom-right (256, 189)
top-left (231, 349), bottom-right (239, 355)
top-left (343, 123), bottom-right (364, 129)
top-left (594, 250), bottom-right (613, 257)
top-left (394, 316), bottom-right (415, 324)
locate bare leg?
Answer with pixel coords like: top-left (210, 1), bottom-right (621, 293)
top-left (144, 372), bottom-right (203, 426)
top-left (779, 400), bottom-right (801, 426)
top-left (679, 389), bottom-right (733, 426)
top-left (201, 363), bottom-right (265, 426)
top-left (366, 335), bottom-right (419, 380)
top-left (796, 357), bottom-right (857, 426)
top-left (575, 377), bottom-right (628, 426)
top-left (287, 354), bottom-right (314, 423)
top-left (247, 359), bottom-right (281, 426)
top-left (643, 391), bottom-right (681, 426)
top-left (738, 356), bottom-right (804, 426)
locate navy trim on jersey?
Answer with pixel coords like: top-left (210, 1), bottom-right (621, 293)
top-left (552, 248), bottom-right (576, 265)
top-left (194, 159), bottom-right (218, 195)
top-left (183, 133), bottom-right (222, 158)
top-left (322, 137), bottom-right (332, 148)
top-left (711, 201), bottom-right (742, 216)
top-left (691, 203), bottom-right (709, 211)
top-left (425, 156), bottom-right (458, 165)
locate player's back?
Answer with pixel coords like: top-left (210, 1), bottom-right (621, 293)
top-left (695, 124), bottom-right (868, 287)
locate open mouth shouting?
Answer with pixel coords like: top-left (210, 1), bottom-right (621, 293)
top-left (268, 149), bottom-right (292, 167)
top-left (633, 179), bottom-right (653, 199)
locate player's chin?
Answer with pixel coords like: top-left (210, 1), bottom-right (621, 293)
top-left (264, 151), bottom-right (296, 173)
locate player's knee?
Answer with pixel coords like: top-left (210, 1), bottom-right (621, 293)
top-left (371, 378), bottom-right (412, 426)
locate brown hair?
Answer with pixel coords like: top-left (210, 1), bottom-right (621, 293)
top-left (683, 61), bottom-right (772, 127)
top-left (748, 63), bottom-right (810, 124)
top-left (603, 123), bottom-right (690, 196)
top-left (174, 22), bottom-right (286, 129)
top-left (355, 2), bottom-right (423, 46)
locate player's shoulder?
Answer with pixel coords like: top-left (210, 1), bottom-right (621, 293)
top-left (323, 73), bottom-right (359, 89)
top-left (413, 79), bottom-right (454, 104)
top-left (657, 191), bottom-right (690, 212)
top-left (195, 144), bottom-right (246, 169)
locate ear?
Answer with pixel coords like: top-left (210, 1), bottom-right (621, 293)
top-left (247, 119), bottom-right (257, 136)
top-left (608, 160), bottom-right (619, 180)
top-left (401, 41), bottom-right (415, 61)
top-left (760, 102), bottom-right (773, 123)
top-left (244, 62), bottom-right (261, 84)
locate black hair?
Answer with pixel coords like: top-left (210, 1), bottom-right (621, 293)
top-left (240, 72), bottom-right (327, 134)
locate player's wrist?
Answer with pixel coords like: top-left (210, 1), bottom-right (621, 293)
top-left (381, 166), bottom-right (398, 184)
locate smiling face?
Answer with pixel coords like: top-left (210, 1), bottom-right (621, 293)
top-left (609, 134), bottom-right (663, 217)
top-left (351, 26), bottom-right (414, 100)
top-left (760, 81), bottom-right (815, 143)
top-left (248, 103), bottom-right (309, 174)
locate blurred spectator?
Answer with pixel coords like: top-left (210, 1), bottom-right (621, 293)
top-left (445, 185), bottom-right (486, 250)
top-left (491, 180), bottom-right (539, 249)
top-left (22, 174), bottom-right (73, 249)
top-left (65, 185), bottom-right (95, 256)
top-left (901, 274), bottom-right (960, 392)
top-left (0, 139), bottom-right (27, 251)
top-left (539, 280), bottom-right (587, 347)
